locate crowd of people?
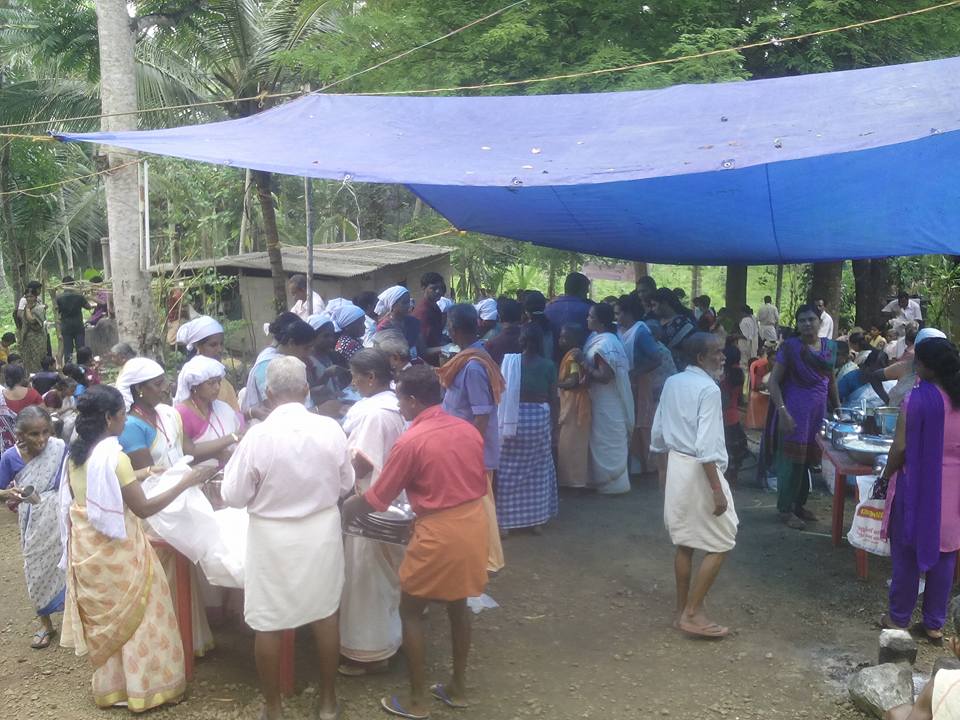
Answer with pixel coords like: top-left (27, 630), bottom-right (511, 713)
top-left (0, 267), bottom-right (957, 718)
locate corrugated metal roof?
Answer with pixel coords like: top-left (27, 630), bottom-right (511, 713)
top-left (152, 239), bottom-right (453, 278)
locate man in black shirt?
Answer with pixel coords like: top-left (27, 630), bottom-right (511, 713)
top-left (55, 276), bottom-right (92, 363)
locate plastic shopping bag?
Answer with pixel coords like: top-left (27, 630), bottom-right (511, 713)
top-left (847, 477), bottom-right (890, 557)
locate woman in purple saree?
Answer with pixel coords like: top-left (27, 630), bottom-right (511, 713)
top-left (766, 305), bottom-right (839, 530)
top-left (878, 337), bottom-right (960, 643)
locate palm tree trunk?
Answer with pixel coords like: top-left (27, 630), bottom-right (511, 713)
top-left (774, 264), bottom-right (784, 308)
top-left (0, 144), bottom-right (25, 296)
top-left (238, 168), bottom-right (252, 254)
top-left (252, 169), bottom-right (287, 313)
top-left (58, 188), bottom-right (75, 274)
top-left (94, 0), bottom-right (158, 354)
top-left (809, 261), bottom-right (843, 337)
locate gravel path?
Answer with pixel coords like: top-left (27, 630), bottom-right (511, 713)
top-left (0, 477), bottom-right (947, 720)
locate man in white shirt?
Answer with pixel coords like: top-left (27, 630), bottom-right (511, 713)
top-left (757, 295), bottom-right (780, 343)
top-left (737, 306), bottom-right (759, 362)
top-left (651, 332), bottom-right (738, 640)
top-left (223, 356), bottom-right (353, 720)
top-left (287, 274), bottom-right (325, 320)
top-left (882, 292), bottom-right (923, 326)
top-left (814, 299), bottom-right (834, 339)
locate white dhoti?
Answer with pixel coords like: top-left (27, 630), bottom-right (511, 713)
top-left (245, 507), bottom-right (344, 631)
top-left (663, 451), bottom-right (738, 552)
top-left (339, 535), bottom-right (405, 662)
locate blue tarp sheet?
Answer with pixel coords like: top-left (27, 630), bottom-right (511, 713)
top-left (59, 56), bottom-right (960, 264)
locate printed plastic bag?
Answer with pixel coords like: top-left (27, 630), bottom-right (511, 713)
top-left (847, 477), bottom-right (890, 557)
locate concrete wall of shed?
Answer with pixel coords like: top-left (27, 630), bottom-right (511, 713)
top-left (226, 254), bottom-right (452, 354)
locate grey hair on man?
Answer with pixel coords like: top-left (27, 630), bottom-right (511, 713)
top-left (448, 303), bottom-right (479, 333)
top-left (372, 329), bottom-right (410, 359)
top-left (266, 356), bottom-right (308, 403)
top-left (682, 332), bottom-right (721, 367)
top-left (111, 342), bottom-right (137, 362)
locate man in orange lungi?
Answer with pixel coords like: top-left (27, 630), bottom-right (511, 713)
top-left (342, 365), bottom-right (489, 720)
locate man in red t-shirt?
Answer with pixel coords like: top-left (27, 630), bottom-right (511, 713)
top-left (342, 365), bottom-right (488, 719)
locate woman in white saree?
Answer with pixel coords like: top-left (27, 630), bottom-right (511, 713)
top-left (339, 349), bottom-right (407, 675)
top-left (584, 303), bottom-right (635, 495)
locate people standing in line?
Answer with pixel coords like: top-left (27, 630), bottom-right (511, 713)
top-left (545, 272), bottom-right (593, 357)
top-left (410, 272), bottom-right (446, 365)
top-left (814, 298), bottom-right (834, 339)
top-left (583, 303), bottom-right (634, 495)
top-left (693, 295), bottom-right (717, 332)
top-left (55, 277), bottom-right (94, 364)
top-left (288, 274), bottom-right (325, 319)
top-left (556, 324), bottom-right (591, 489)
top-left (61, 385), bottom-right (209, 712)
top-left (878, 338), bottom-right (960, 645)
top-left (437, 303), bottom-right (505, 572)
top-left (373, 329), bottom-right (420, 382)
top-left (17, 281), bottom-right (47, 374)
top-left (883, 291), bottom-right (923, 327)
top-left (174, 355), bottom-right (244, 469)
top-left (485, 298), bottom-right (523, 365)
top-left (765, 305), bottom-right (839, 529)
top-left (651, 332), bottom-right (738, 639)
top-left (338, 350), bottom-right (407, 676)
top-left (223, 357), bottom-right (351, 720)
top-left (615, 293), bottom-right (662, 473)
top-left (638, 321), bottom-right (677, 481)
top-left (376, 286), bottom-right (422, 361)
top-left (745, 346), bottom-right (773, 430)
top-left (650, 288), bottom-right (696, 370)
top-left (331, 303), bottom-right (367, 366)
top-left (719, 345), bottom-right (748, 484)
top-left (341, 366), bottom-right (489, 720)
top-left (757, 295), bottom-right (780, 344)
top-left (495, 324), bottom-right (558, 536)
top-left (0, 406), bottom-right (66, 649)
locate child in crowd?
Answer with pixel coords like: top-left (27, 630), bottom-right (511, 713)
top-left (0, 333), bottom-right (15, 362)
top-left (75, 346), bottom-right (101, 385)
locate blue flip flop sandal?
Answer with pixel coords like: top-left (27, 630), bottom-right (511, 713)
top-left (381, 695), bottom-right (430, 720)
top-left (430, 683), bottom-right (469, 709)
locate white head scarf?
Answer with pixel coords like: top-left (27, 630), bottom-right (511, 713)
top-left (331, 303), bottom-right (365, 332)
top-left (375, 286), bottom-right (410, 316)
top-left (325, 297), bottom-right (349, 314)
top-left (475, 298), bottom-right (498, 321)
top-left (175, 315), bottom-right (224, 351)
top-left (115, 357), bottom-right (165, 410)
top-left (307, 312), bottom-right (335, 331)
top-left (915, 327), bottom-right (947, 346)
top-left (437, 297), bottom-right (454, 313)
top-left (175, 355), bottom-right (226, 404)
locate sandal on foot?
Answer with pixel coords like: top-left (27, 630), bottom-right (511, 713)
top-left (909, 622), bottom-right (945, 646)
top-left (795, 508), bottom-right (818, 522)
top-left (30, 628), bottom-right (55, 650)
top-left (381, 696), bottom-right (429, 720)
top-left (879, 615), bottom-right (910, 631)
top-left (678, 620), bottom-right (729, 639)
top-left (778, 512), bottom-right (805, 530)
top-left (430, 683), bottom-right (469, 709)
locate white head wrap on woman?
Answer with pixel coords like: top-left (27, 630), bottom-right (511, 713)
top-left (115, 357), bottom-right (165, 410)
top-left (331, 303), bottom-right (365, 333)
top-left (307, 312), bottom-right (335, 331)
top-left (175, 315), bottom-right (224, 351)
top-left (175, 355), bottom-right (226, 404)
top-left (475, 298), bottom-right (499, 321)
top-left (915, 327), bottom-right (947, 346)
top-left (325, 297), bottom-right (349, 314)
top-left (375, 286), bottom-right (410, 316)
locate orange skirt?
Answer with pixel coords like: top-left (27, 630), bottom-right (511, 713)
top-left (745, 391), bottom-right (770, 430)
top-left (400, 499), bottom-right (489, 601)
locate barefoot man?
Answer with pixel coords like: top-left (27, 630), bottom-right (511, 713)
top-left (342, 365), bottom-right (489, 719)
top-left (651, 332), bottom-right (738, 639)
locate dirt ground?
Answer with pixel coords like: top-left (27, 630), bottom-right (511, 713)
top-left (0, 471), bottom-right (949, 720)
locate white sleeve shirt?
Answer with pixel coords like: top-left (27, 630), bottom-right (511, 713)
top-left (290, 291), bottom-right (326, 320)
top-left (222, 402), bottom-right (355, 518)
top-left (650, 366), bottom-right (728, 474)
top-left (882, 299), bottom-right (922, 323)
top-left (817, 311), bottom-right (834, 339)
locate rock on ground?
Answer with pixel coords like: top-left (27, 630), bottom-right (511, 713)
top-left (878, 629), bottom-right (917, 666)
top-left (849, 663), bottom-right (914, 719)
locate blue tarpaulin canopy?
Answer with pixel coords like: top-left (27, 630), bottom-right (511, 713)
top-left (59, 56), bottom-right (960, 264)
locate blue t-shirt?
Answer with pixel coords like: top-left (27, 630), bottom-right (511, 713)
top-left (118, 414), bottom-right (158, 455)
